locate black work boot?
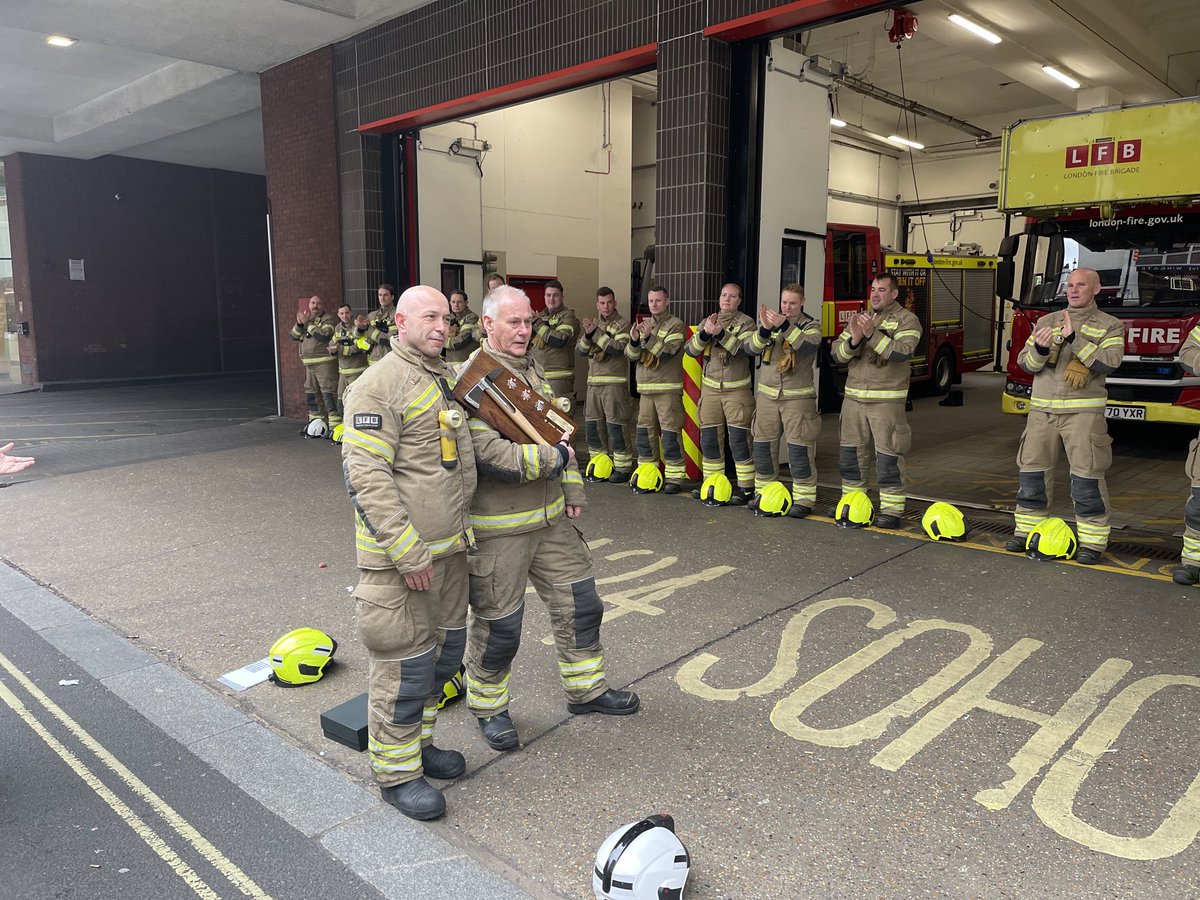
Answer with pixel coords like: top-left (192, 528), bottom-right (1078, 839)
top-left (421, 745), bottom-right (466, 779)
top-left (1173, 564), bottom-right (1200, 586)
top-left (874, 513), bottom-right (903, 529)
top-left (477, 712), bottom-right (519, 751)
top-left (381, 777), bottom-right (445, 820)
top-left (608, 470), bottom-right (632, 484)
top-left (567, 688), bottom-right (640, 716)
top-left (663, 482), bottom-right (681, 495)
top-left (788, 505), bottom-right (812, 519)
top-left (727, 486), bottom-right (749, 506)
top-left (1005, 535), bottom-right (1026, 552)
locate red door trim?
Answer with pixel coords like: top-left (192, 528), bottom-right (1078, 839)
top-left (704, 0), bottom-right (889, 42)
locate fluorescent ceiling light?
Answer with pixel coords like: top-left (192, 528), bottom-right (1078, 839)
top-left (1042, 65), bottom-right (1081, 89)
top-left (830, 118), bottom-right (847, 128)
top-left (948, 14), bottom-right (1001, 44)
top-left (45, 34), bottom-right (77, 47)
top-left (887, 135), bottom-right (925, 150)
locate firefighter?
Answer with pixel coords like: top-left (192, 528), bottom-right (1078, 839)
top-left (1175, 323), bottom-right (1200, 585)
top-left (685, 283), bottom-right (757, 504)
top-left (329, 304), bottom-right (370, 433)
top-left (464, 286), bottom-right (639, 753)
top-left (626, 284), bottom-right (689, 493)
top-left (444, 289), bottom-right (481, 364)
top-left (577, 286), bottom-right (634, 483)
top-left (1005, 268), bottom-right (1123, 564)
top-left (530, 279), bottom-right (580, 405)
top-left (289, 294), bottom-right (338, 432)
top-left (367, 283), bottom-right (398, 364)
top-left (832, 274), bottom-right (923, 527)
top-left (340, 285), bottom-right (477, 821)
top-left (746, 283), bottom-right (822, 517)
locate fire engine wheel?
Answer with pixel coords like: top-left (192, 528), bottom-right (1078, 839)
top-left (933, 347), bottom-right (955, 396)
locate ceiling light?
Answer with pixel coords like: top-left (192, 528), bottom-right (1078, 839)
top-left (1042, 65), bottom-right (1081, 89)
top-left (887, 135), bottom-right (925, 150)
top-left (830, 118), bottom-right (847, 128)
top-left (948, 14), bottom-right (1001, 44)
top-left (45, 34), bottom-right (77, 47)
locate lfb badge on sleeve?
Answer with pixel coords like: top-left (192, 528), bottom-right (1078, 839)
top-left (353, 413), bottom-right (383, 430)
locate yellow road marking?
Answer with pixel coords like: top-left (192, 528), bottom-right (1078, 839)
top-left (0, 652), bottom-right (271, 899)
top-left (18, 433), bottom-right (159, 441)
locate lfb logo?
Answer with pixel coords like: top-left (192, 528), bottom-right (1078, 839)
top-left (1065, 137), bottom-right (1141, 168)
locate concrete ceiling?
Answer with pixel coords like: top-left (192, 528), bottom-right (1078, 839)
top-left (1, 0), bottom-right (1197, 176)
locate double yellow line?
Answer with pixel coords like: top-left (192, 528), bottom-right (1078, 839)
top-left (0, 652), bottom-right (271, 899)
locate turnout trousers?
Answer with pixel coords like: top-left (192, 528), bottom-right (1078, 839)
top-left (585, 384), bottom-right (634, 473)
top-left (1013, 410), bottom-right (1113, 551)
top-left (354, 554), bottom-right (469, 788)
top-left (304, 360), bottom-right (339, 424)
top-left (838, 398), bottom-right (911, 515)
top-left (699, 387), bottom-right (755, 488)
top-left (752, 396), bottom-right (821, 508)
top-left (466, 518), bottom-right (608, 716)
top-left (1183, 436), bottom-right (1200, 566)
top-left (636, 392), bottom-right (687, 484)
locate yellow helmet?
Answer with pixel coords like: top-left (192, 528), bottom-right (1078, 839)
top-left (630, 461), bottom-right (664, 494)
top-left (330, 422), bottom-right (345, 444)
top-left (698, 472), bottom-right (733, 506)
top-left (269, 627), bottom-right (337, 687)
top-left (1026, 517), bottom-right (1078, 560)
top-left (922, 501), bottom-right (967, 541)
top-left (835, 490), bottom-right (874, 528)
top-left (585, 452), bottom-right (614, 483)
top-left (438, 665), bottom-right (465, 709)
top-left (754, 482), bottom-right (793, 518)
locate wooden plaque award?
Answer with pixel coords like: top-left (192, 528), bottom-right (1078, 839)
top-left (453, 350), bottom-right (574, 446)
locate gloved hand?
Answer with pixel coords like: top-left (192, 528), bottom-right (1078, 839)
top-left (1063, 358), bottom-right (1091, 389)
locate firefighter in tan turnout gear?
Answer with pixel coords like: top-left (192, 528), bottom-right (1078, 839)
top-left (746, 284), bottom-right (822, 517)
top-left (329, 303), bottom-right (370, 436)
top-left (626, 285), bottom-right (689, 492)
top-left (1006, 268), bottom-right (1124, 565)
top-left (1175, 322), bottom-right (1200, 585)
top-left (833, 274), bottom-right (922, 527)
top-left (366, 283), bottom-right (398, 364)
top-left (530, 279), bottom-right (580, 404)
top-left (289, 294), bottom-right (339, 432)
top-left (464, 286), bottom-right (639, 753)
top-left (444, 289), bottom-right (481, 364)
top-left (341, 285), bottom-right (477, 821)
top-left (686, 283), bottom-right (758, 504)
top-left (577, 286), bottom-right (634, 483)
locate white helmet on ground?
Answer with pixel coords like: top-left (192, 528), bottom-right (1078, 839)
top-left (305, 418), bottom-right (330, 438)
top-left (593, 814), bottom-right (690, 900)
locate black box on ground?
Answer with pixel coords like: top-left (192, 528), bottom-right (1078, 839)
top-left (320, 692), bottom-right (368, 752)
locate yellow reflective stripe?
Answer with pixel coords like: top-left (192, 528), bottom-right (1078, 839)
top-left (701, 375), bottom-right (751, 390)
top-left (893, 329), bottom-right (921, 340)
top-left (426, 532), bottom-right (467, 557)
top-left (1029, 396), bottom-right (1107, 410)
top-left (1075, 343), bottom-right (1097, 363)
top-left (845, 387), bottom-right (907, 400)
top-left (355, 533), bottom-right (387, 556)
top-left (338, 365), bottom-right (367, 375)
top-left (522, 444), bottom-right (541, 480)
top-left (874, 335), bottom-right (893, 355)
top-left (1190, 325), bottom-right (1200, 344)
top-left (301, 356), bottom-right (335, 366)
top-left (757, 383), bottom-right (816, 399)
top-left (471, 495), bottom-right (565, 531)
top-left (466, 672), bottom-right (509, 709)
top-left (638, 382), bottom-right (683, 393)
top-left (1079, 324), bottom-right (1106, 338)
top-left (343, 427), bottom-right (395, 463)
top-left (382, 524), bottom-right (420, 561)
top-left (1098, 336), bottom-right (1123, 348)
top-left (544, 369), bottom-right (573, 379)
top-left (563, 470), bottom-right (583, 486)
top-left (368, 735), bottom-right (421, 773)
top-left (749, 332), bottom-right (771, 351)
top-left (402, 382), bottom-right (440, 424)
top-left (587, 375), bottom-right (627, 385)
top-left (559, 656), bottom-right (605, 690)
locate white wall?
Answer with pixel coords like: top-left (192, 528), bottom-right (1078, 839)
top-left (415, 122), bottom-right (487, 297)
top-left (631, 97), bottom-right (656, 265)
top-left (827, 140), bottom-right (901, 247)
top-left (898, 150), bottom-right (1007, 254)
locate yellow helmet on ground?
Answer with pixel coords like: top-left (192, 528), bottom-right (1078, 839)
top-left (754, 482), bottom-right (793, 518)
top-left (585, 452), bottom-right (614, 482)
top-left (269, 627), bottom-right (337, 687)
top-left (835, 490), bottom-right (874, 528)
top-left (1026, 517), bottom-right (1078, 561)
top-left (330, 422), bottom-right (345, 444)
top-left (698, 472), bottom-right (732, 506)
top-left (922, 501), bottom-right (967, 541)
top-left (438, 665), bottom-right (465, 709)
top-left (630, 461), bottom-right (664, 494)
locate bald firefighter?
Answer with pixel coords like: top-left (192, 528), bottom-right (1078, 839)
top-left (1175, 323), bottom-right (1200, 584)
top-left (444, 289), bottom-right (481, 364)
top-left (289, 294), bottom-right (338, 432)
top-left (530, 279), bottom-right (580, 405)
top-left (832, 273), bottom-right (922, 527)
top-left (626, 285), bottom-right (690, 492)
top-left (328, 303), bottom-right (370, 438)
top-left (464, 285), bottom-right (639, 753)
top-left (1005, 268), bottom-right (1124, 564)
top-left (577, 286), bottom-right (635, 482)
top-left (746, 283), bottom-right (822, 516)
top-left (341, 285), bottom-right (477, 821)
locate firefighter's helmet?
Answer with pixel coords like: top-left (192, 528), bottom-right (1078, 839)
top-left (922, 501), bottom-right (967, 541)
top-left (305, 418), bottom-right (329, 439)
top-left (330, 422), bottom-right (345, 444)
top-left (593, 814), bottom-right (690, 900)
top-left (1026, 517), bottom-right (1078, 561)
top-left (438, 665), bottom-right (465, 709)
top-left (835, 490), bottom-right (874, 528)
top-left (269, 627), bottom-right (337, 687)
top-left (585, 452), bottom-right (614, 483)
top-left (754, 482), bottom-right (793, 518)
top-left (629, 462), bottom-right (664, 494)
top-left (698, 473), bottom-right (732, 506)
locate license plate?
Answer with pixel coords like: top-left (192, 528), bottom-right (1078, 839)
top-left (1105, 405), bottom-right (1145, 421)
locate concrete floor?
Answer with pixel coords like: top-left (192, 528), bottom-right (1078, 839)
top-left (3, 373), bottom-right (1200, 898)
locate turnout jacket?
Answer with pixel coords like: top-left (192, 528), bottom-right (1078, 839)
top-left (332, 321), bottom-right (370, 375)
top-left (1181, 322), bottom-right (1200, 379)
top-left (625, 312), bottom-right (686, 393)
top-left (1019, 302), bottom-right (1123, 413)
top-left (686, 311), bottom-right (756, 391)
top-left (832, 300), bottom-right (922, 402)
top-left (463, 342), bottom-right (586, 540)
top-left (367, 304), bottom-right (397, 363)
top-left (341, 342), bottom-right (477, 574)
top-left (531, 307), bottom-right (580, 383)
top-left (289, 312), bottom-right (336, 367)
top-left (576, 313), bottom-right (631, 386)
top-left (745, 312), bottom-right (822, 399)
top-left (444, 309), bottom-right (481, 364)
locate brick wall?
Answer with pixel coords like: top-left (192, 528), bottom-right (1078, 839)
top-left (261, 46), bottom-right (344, 421)
top-left (3, 152), bottom-right (271, 385)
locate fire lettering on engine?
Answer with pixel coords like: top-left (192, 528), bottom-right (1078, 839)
top-left (1126, 326), bottom-right (1182, 347)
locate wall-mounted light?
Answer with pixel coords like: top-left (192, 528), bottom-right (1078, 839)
top-left (887, 135), bottom-right (925, 150)
top-left (948, 14), bottom-right (1001, 44)
top-left (45, 34), bottom-right (77, 47)
top-left (1042, 65), bottom-right (1081, 89)
top-left (830, 118), bottom-right (847, 128)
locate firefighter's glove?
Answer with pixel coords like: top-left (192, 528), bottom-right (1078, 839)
top-left (639, 349), bottom-right (660, 370)
top-left (776, 344), bottom-right (796, 374)
top-left (1063, 358), bottom-right (1091, 389)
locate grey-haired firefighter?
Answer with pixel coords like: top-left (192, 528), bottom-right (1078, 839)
top-left (1176, 323), bottom-right (1200, 584)
top-left (530, 278), bottom-right (580, 405)
top-left (832, 273), bottom-right (922, 528)
top-left (685, 283), bottom-right (758, 503)
top-left (577, 286), bottom-right (635, 482)
top-left (289, 294), bottom-right (339, 431)
top-left (626, 284), bottom-right (689, 492)
top-left (745, 283), bottom-right (822, 517)
top-left (341, 285), bottom-right (477, 822)
top-left (329, 303), bottom-right (370, 439)
top-left (1006, 267), bottom-right (1123, 565)
top-left (464, 286), bottom-right (640, 754)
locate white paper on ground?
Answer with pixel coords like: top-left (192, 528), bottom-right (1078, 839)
top-left (218, 658), bottom-right (272, 691)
